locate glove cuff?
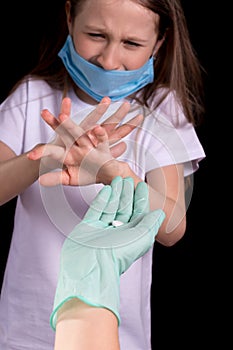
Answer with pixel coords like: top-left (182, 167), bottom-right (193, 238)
top-left (50, 250), bottom-right (120, 330)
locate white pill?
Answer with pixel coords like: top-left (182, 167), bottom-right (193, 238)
top-left (112, 220), bottom-right (124, 227)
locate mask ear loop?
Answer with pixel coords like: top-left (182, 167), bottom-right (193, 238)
top-left (152, 33), bottom-right (166, 60)
top-left (152, 44), bottom-right (158, 60)
top-left (151, 46), bottom-right (158, 61)
top-left (149, 49), bottom-right (157, 62)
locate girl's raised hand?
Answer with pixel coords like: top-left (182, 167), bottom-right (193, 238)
top-left (33, 96), bottom-right (142, 151)
top-left (27, 97), bottom-right (141, 186)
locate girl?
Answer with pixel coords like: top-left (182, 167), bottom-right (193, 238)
top-left (0, 1), bottom-right (205, 349)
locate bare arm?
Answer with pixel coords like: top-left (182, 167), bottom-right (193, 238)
top-left (27, 97), bottom-right (143, 186)
top-left (52, 177), bottom-right (164, 350)
top-left (54, 300), bottom-right (120, 350)
top-left (25, 97), bottom-right (185, 246)
top-left (146, 164), bottom-right (186, 246)
top-left (0, 97), bottom-right (142, 205)
top-left (98, 161), bottom-right (187, 246)
top-left (0, 141), bottom-right (40, 205)
top-left (28, 128), bottom-right (186, 246)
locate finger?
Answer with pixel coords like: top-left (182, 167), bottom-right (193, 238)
top-left (116, 210), bottom-right (165, 249)
top-left (81, 124), bottom-right (110, 149)
top-left (41, 109), bottom-right (77, 147)
top-left (114, 177), bottom-right (134, 223)
top-left (92, 125), bottom-right (108, 143)
top-left (76, 124), bottom-right (109, 149)
top-left (27, 144), bottom-right (65, 161)
top-left (57, 117), bottom-right (86, 145)
top-left (131, 181), bottom-right (150, 220)
top-left (83, 185), bottom-right (112, 222)
top-left (42, 97), bottom-right (83, 147)
top-left (84, 125), bottom-right (108, 149)
top-left (108, 113), bottom-right (143, 145)
top-left (79, 97), bottom-right (111, 131)
top-left (115, 210), bottom-right (166, 273)
top-left (86, 129), bottom-right (99, 148)
top-left (101, 100), bottom-right (131, 129)
top-left (110, 142), bottom-right (127, 158)
top-left (58, 97), bottom-right (71, 120)
top-left (41, 109), bottom-right (60, 131)
top-left (85, 209), bottom-right (165, 250)
top-left (100, 176), bottom-right (123, 224)
top-left (27, 144), bottom-right (46, 160)
top-left (39, 171), bottom-right (64, 186)
top-left (39, 167), bottom-right (81, 186)
top-left (41, 98), bottom-right (77, 147)
top-left (41, 97), bottom-right (71, 130)
top-left (128, 209), bottom-right (166, 249)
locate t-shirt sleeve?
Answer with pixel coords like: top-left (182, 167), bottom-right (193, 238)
top-left (145, 118), bottom-right (205, 176)
top-left (0, 80), bottom-right (59, 156)
top-left (143, 94), bottom-right (206, 177)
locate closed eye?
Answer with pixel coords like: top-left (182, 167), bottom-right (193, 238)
top-left (88, 33), bottom-right (105, 38)
top-left (124, 40), bottom-right (141, 47)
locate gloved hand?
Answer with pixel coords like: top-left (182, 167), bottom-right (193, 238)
top-left (50, 176), bottom-right (165, 330)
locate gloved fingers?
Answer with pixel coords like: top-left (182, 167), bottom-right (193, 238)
top-left (131, 181), bottom-right (150, 220)
top-left (78, 209), bottom-right (164, 249)
top-left (132, 209), bottom-right (165, 244)
top-left (114, 177), bottom-right (134, 223)
top-left (115, 209), bottom-right (166, 273)
top-left (83, 185), bottom-right (112, 223)
top-left (114, 209), bottom-right (165, 248)
top-left (100, 176), bottom-right (123, 224)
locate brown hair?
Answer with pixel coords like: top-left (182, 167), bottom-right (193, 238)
top-left (13, 0), bottom-right (206, 125)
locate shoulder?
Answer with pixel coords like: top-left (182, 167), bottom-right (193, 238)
top-left (152, 89), bottom-right (187, 127)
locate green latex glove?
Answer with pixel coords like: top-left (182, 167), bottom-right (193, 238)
top-left (50, 176), bottom-right (165, 330)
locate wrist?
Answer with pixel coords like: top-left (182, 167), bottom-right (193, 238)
top-left (96, 160), bottom-right (131, 185)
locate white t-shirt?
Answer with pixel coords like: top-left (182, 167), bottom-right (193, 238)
top-left (0, 79), bottom-right (205, 350)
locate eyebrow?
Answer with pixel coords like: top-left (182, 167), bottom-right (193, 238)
top-left (84, 25), bottom-right (149, 43)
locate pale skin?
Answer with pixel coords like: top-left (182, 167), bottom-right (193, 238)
top-left (0, 0), bottom-right (186, 349)
top-left (0, 97), bottom-right (143, 204)
top-left (54, 299), bottom-right (120, 350)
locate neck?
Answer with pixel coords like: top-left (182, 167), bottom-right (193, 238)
top-left (73, 84), bottom-right (99, 106)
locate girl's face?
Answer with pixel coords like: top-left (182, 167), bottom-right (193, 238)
top-left (66, 0), bottom-right (163, 71)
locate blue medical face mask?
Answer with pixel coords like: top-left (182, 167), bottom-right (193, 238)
top-left (58, 35), bottom-right (154, 102)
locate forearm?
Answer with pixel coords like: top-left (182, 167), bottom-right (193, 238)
top-left (0, 153), bottom-right (40, 205)
top-left (98, 161), bottom-right (186, 246)
top-left (147, 165), bottom-right (187, 246)
top-left (54, 299), bottom-right (120, 350)
top-left (96, 159), bottom-right (142, 187)
top-left (150, 189), bottom-right (186, 246)
top-left (52, 177), bottom-right (164, 349)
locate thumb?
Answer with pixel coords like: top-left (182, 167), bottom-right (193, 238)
top-left (136, 209), bottom-right (166, 241)
top-left (116, 209), bottom-right (166, 274)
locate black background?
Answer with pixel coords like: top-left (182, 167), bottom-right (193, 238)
top-left (0, 1), bottom-right (216, 349)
